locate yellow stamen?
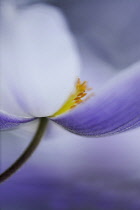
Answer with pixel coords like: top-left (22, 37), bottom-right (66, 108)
top-left (70, 105), bottom-right (77, 109)
top-left (50, 78), bottom-right (94, 117)
top-left (80, 93), bottom-right (87, 98)
top-left (77, 93), bottom-right (84, 96)
top-left (74, 97), bottom-right (81, 100)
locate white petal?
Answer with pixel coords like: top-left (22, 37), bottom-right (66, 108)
top-left (0, 3), bottom-right (80, 118)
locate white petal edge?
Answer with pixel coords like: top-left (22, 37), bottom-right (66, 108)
top-left (0, 3), bottom-right (80, 118)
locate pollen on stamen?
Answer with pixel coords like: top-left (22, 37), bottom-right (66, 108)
top-left (74, 97), bottom-right (81, 100)
top-left (50, 78), bottom-right (94, 117)
top-left (69, 78), bottom-right (94, 109)
top-left (70, 105), bottom-right (77, 109)
top-left (77, 93), bottom-right (84, 96)
top-left (80, 93), bottom-right (87, 97)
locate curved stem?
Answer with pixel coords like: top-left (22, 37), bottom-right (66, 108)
top-left (0, 117), bottom-right (48, 183)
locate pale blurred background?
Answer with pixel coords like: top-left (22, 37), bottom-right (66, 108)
top-left (1, 1), bottom-right (140, 209)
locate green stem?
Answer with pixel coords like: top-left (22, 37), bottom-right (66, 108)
top-left (0, 117), bottom-right (48, 183)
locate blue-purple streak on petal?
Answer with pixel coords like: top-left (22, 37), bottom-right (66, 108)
top-left (0, 113), bottom-right (35, 130)
top-left (1, 172), bottom-right (140, 210)
top-left (52, 68), bottom-right (140, 137)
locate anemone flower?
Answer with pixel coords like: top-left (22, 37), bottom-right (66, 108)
top-left (1, 2), bottom-right (140, 135)
top-left (0, 2), bottom-right (140, 182)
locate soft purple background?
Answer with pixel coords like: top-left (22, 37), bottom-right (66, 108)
top-left (1, 0), bottom-right (140, 209)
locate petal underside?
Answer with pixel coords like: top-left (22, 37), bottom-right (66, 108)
top-left (51, 64), bottom-right (140, 137)
top-left (0, 113), bottom-right (35, 130)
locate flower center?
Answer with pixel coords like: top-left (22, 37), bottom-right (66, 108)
top-left (50, 78), bottom-right (94, 117)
